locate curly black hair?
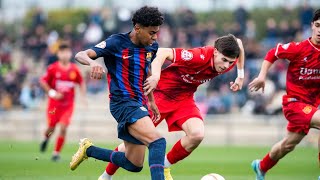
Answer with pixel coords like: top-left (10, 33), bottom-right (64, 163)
top-left (214, 34), bottom-right (240, 59)
top-left (132, 6), bottom-right (164, 27)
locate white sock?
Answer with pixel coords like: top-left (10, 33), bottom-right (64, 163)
top-left (164, 155), bottom-right (172, 168)
top-left (100, 171), bottom-right (112, 180)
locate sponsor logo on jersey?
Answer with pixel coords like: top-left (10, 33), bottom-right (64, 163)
top-left (302, 105), bottom-right (312, 114)
top-left (181, 74), bottom-right (211, 84)
top-left (181, 50), bottom-right (193, 61)
top-left (95, 41), bottom-right (106, 49)
top-left (146, 52), bottom-right (153, 62)
top-left (300, 67), bottom-right (320, 75)
top-left (122, 55), bottom-right (132, 59)
top-left (140, 106), bottom-right (147, 111)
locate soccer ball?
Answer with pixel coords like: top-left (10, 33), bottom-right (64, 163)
top-left (200, 173), bottom-right (225, 180)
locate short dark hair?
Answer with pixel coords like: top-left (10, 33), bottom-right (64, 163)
top-left (214, 34), bottom-right (240, 59)
top-left (132, 6), bottom-right (164, 27)
top-left (312, 9), bottom-right (320, 22)
top-left (58, 42), bottom-right (71, 50)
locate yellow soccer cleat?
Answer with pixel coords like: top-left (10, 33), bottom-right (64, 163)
top-left (164, 167), bottom-right (173, 180)
top-left (70, 138), bottom-right (93, 171)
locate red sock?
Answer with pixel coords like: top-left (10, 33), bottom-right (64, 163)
top-left (54, 136), bottom-right (65, 153)
top-left (105, 147), bottom-right (120, 175)
top-left (260, 153), bottom-right (278, 173)
top-left (318, 152), bottom-right (320, 163)
top-left (167, 140), bottom-right (191, 164)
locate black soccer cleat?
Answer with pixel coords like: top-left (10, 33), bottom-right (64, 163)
top-left (40, 139), bottom-right (48, 153)
top-left (51, 154), bottom-right (61, 162)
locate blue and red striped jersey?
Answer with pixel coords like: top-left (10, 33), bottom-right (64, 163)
top-left (91, 32), bottom-right (158, 104)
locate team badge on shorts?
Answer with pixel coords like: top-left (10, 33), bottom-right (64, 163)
top-left (181, 50), bottom-right (193, 61)
top-left (302, 105), bottom-right (312, 114)
top-left (140, 106), bottom-right (147, 111)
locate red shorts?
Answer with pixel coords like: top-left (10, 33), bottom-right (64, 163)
top-left (152, 94), bottom-right (203, 132)
top-left (282, 101), bottom-right (317, 134)
top-left (47, 102), bottom-right (74, 127)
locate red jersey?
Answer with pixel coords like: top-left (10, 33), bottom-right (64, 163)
top-left (265, 38), bottom-right (320, 106)
top-left (40, 61), bottom-right (83, 106)
top-left (155, 46), bottom-right (235, 101)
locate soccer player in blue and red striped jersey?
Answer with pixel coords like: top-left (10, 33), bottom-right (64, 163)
top-left (69, 6), bottom-right (166, 180)
top-left (249, 9), bottom-right (320, 180)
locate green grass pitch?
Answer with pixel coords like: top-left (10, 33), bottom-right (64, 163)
top-left (0, 141), bottom-right (318, 180)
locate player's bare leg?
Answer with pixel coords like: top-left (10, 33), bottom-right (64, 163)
top-left (127, 116), bottom-right (166, 180)
top-left (164, 118), bottom-right (204, 180)
top-left (252, 131), bottom-right (305, 180)
top-left (270, 131), bottom-right (305, 160)
top-left (40, 126), bottom-right (55, 153)
top-left (99, 144), bottom-right (124, 180)
top-left (52, 124), bottom-right (68, 161)
top-left (101, 116), bottom-right (166, 180)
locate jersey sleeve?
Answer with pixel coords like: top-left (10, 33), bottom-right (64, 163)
top-left (90, 35), bottom-right (118, 58)
top-left (40, 65), bottom-right (54, 85)
top-left (74, 66), bottom-right (84, 85)
top-left (265, 42), bottom-right (300, 63)
top-left (150, 42), bottom-right (159, 63)
top-left (172, 47), bottom-right (204, 66)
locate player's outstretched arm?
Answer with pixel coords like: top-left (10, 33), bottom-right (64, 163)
top-left (144, 48), bottom-right (173, 95)
top-left (248, 60), bottom-right (273, 93)
top-left (75, 49), bottom-right (105, 79)
top-left (230, 38), bottom-right (245, 91)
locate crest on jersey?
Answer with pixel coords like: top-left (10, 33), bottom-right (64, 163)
top-left (281, 43), bottom-right (290, 50)
top-left (69, 71), bottom-right (77, 80)
top-left (302, 105), bottom-right (312, 114)
top-left (95, 41), bottom-right (106, 49)
top-left (181, 50), bottom-right (193, 61)
top-left (146, 52), bottom-right (153, 62)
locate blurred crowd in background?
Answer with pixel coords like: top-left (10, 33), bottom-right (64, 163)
top-left (0, 3), bottom-right (317, 116)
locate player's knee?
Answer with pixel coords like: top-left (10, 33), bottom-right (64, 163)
top-left (145, 133), bottom-right (164, 145)
top-left (128, 164), bottom-right (143, 172)
top-left (60, 129), bottom-right (67, 136)
top-left (148, 137), bottom-right (166, 152)
top-left (188, 131), bottom-right (204, 145)
top-left (124, 158), bottom-right (143, 172)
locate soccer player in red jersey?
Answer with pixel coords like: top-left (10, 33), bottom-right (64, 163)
top-left (39, 43), bottom-right (87, 161)
top-left (249, 9), bottom-right (320, 180)
top-left (101, 34), bottom-right (245, 180)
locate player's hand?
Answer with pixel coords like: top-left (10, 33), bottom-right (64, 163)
top-left (149, 102), bottom-right (161, 123)
top-left (143, 75), bottom-right (160, 96)
top-left (89, 61), bottom-right (105, 79)
top-left (230, 77), bottom-right (244, 92)
top-left (248, 77), bottom-right (265, 93)
top-left (54, 92), bottom-right (64, 100)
